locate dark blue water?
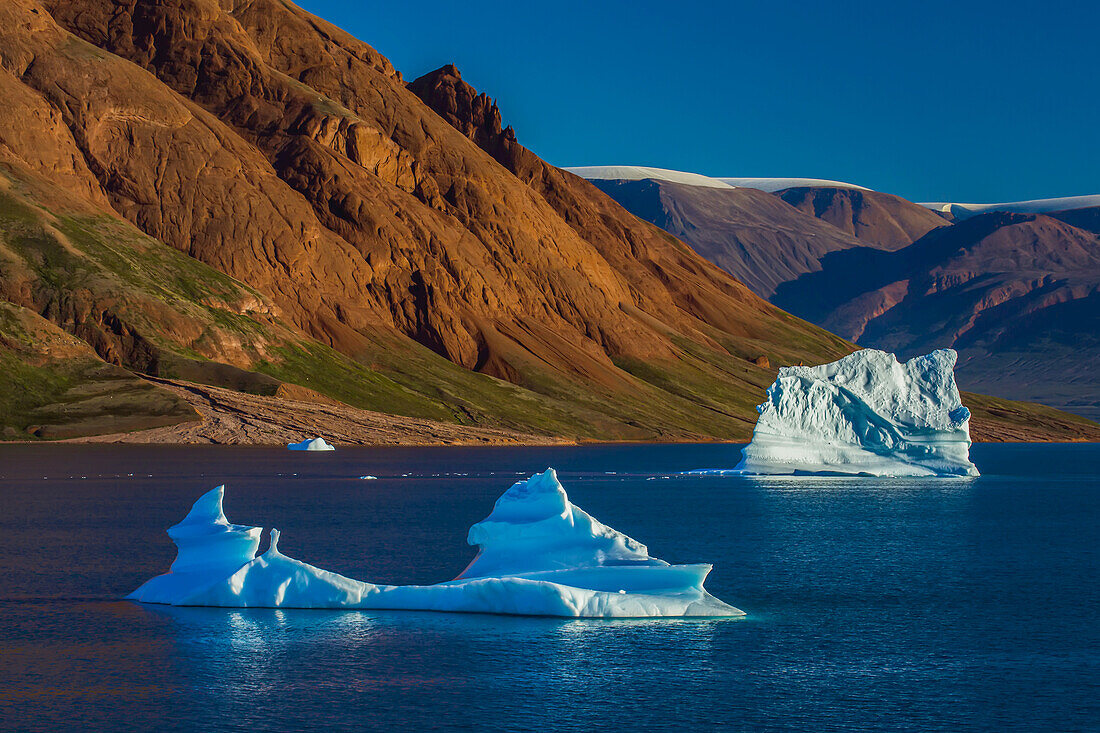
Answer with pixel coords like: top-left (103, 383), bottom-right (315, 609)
top-left (1, 443), bottom-right (1098, 732)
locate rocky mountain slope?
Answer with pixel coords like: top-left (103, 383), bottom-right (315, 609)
top-left (578, 172), bottom-right (948, 297)
top-left (776, 187), bottom-right (948, 250)
top-left (575, 165), bottom-right (1099, 423)
top-left (0, 0), bottom-right (1093, 442)
top-left (1049, 206), bottom-right (1100, 235)
top-left (1, 0), bottom-right (858, 441)
top-left (581, 179), bottom-right (865, 297)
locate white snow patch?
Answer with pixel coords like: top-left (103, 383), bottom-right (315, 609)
top-left (565, 165), bottom-right (734, 189)
top-left (717, 177), bottom-right (871, 192)
top-left (920, 195), bottom-right (1100, 219)
top-left (692, 349), bottom-right (979, 477)
top-left (288, 437), bottom-right (335, 451)
top-left (128, 469), bottom-right (742, 618)
top-left (566, 166), bottom-right (871, 193)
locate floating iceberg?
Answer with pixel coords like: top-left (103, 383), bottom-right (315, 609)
top-left (287, 437), bottom-right (335, 451)
top-left (129, 469), bottom-right (742, 618)
top-left (128, 486), bottom-right (262, 604)
top-left (704, 349), bottom-right (979, 477)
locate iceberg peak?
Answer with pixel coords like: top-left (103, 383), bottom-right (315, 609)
top-left (171, 485), bottom-right (230, 530)
top-left (460, 468), bottom-right (658, 579)
top-left (127, 486), bottom-right (262, 603)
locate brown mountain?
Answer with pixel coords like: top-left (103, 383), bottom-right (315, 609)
top-left (578, 178), bottom-right (866, 297)
top-left (772, 212), bottom-right (1100, 419)
top-left (0, 0), bottom-right (1093, 442)
top-left (408, 66), bottom-right (874, 299)
top-left (1048, 206), bottom-right (1100, 235)
top-left (776, 187), bottom-right (948, 249)
top-left (579, 177), bottom-right (948, 298)
top-left (0, 0), bottom-right (858, 441)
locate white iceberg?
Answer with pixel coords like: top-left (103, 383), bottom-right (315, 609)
top-left (129, 469), bottom-right (742, 618)
top-left (704, 349), bottom-right (979, 477)
top-left (287, 437), bottom-right (335, 451)
top-left (127, 486), bottom-right (262, 604)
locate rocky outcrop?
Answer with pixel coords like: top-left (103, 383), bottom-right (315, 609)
top-left (777, 187), bottom-right (948, 250)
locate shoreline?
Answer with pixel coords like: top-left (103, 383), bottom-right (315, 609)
top-left (2, 376), bottom-right (1098, 447)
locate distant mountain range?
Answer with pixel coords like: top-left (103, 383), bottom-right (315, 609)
top-left (573, 167), bottom-right (1100, 419)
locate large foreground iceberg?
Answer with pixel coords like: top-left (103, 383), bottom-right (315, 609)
top-left (722, 349), bottom-right (979, 477)
top-left (129, 470), bottom-right (742, 618)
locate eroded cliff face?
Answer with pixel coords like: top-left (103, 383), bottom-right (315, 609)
top-left (32, 0), bottom-right (652, 377)
top-left (777, 187), bottom-right (948, 251)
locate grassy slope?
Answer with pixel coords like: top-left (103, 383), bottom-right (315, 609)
top-left (0, 168), bottom-right (778, 440)
top-left (1, 168), bottom-right (1096, 442)
top-left (0, 166), bottom-right (845, 442)
top-left (964, 391), bottom-right (1100, 442)
top-left (0, 302), bottom-right (198, 438)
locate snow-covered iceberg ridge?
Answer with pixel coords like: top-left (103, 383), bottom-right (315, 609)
top-left (702, 349), bottom-right (979, 477)
top-left (129, 470), bottom-right (742, 618)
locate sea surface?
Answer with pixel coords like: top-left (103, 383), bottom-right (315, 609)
top-left (1, 443), bottom-right (1098, 732)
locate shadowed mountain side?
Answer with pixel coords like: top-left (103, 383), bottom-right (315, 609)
top-left (1048, 206), bottom-right (1100, 235)
top-left (577, 178), bottom-right (866, 297)
top-left (777, 187), bottom-right (949, 250)
top-left (773, 212), bottom-right (1100, 418)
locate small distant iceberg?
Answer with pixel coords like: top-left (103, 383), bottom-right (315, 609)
top-left (691, 349), bottom-right (979, 477)
top-left (287, 437), bottom-right (335, 451)
top-left (128, 469), bottom-right (742, 618)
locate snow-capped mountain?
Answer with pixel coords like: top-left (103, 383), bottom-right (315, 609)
top-left (921, 195), bottom-right (1100, 219)
top-left (565, 165), bottom-right (735, 189)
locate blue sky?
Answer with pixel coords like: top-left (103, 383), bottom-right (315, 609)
top-left (297, 0), bottom-right (1098, 202)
